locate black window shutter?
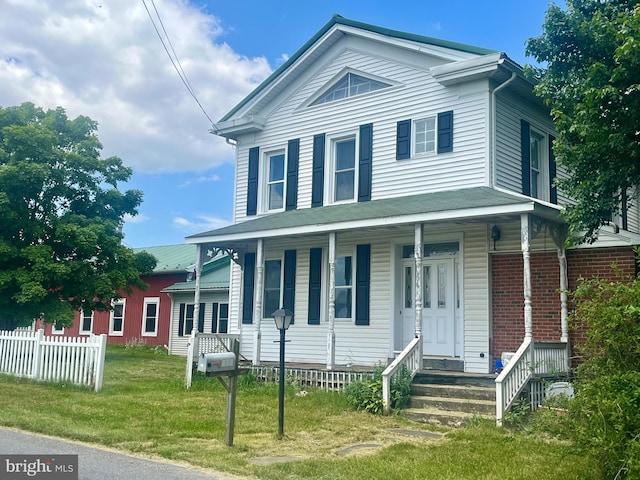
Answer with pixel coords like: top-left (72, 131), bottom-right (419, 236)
top-left (437, 110), bottom-right (454, 154)
top-left (211, 303), bottom-right (219, 333)
top-left (355, 244), bottom-right (371, 326)
top-left (286, 139), bottom-right (299, 211)
top-left (178, 303), bottom-right (185, 337)
top-left (242, 252), bottom-right (256, 324)
top-left (197, 303), bottom-right (205, 333)
top-left (283, 249), bottom-right (297, 324)
top-left (549, 134), bottom-right (557, 204)
top-left (247, 147), bottom-right (259, 216)
top-left (308, 248), bottom-right (322, 325)
top-left (622, 189), bottom-right (628, 230)
top-left (521, 120), bottom-right (531, 196)
top-left (312, 134), bottom-right (325, 208)
top-left (396, 120), bottom-right (411, 160)
top-left (358, 123), bottom-right (373, 202)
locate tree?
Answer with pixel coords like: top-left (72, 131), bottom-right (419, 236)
top-left (0, 102), bottom-right (156, 329)
top-left (526, 0), bottom-right (640, 243)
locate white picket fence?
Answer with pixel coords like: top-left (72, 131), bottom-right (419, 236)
top-left (0, 329), bottom-right (107, 391)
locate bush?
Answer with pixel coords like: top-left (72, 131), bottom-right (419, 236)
top-left (568, 271), bottom-right (640, 479)
top-left (343, 364), bottom-right (412, 414)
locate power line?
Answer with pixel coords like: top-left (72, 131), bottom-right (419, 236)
top-left (141, 0), bottom-right (215, 126)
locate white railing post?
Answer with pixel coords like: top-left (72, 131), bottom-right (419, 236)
top-left (382, 336), bottom-right (421, 414)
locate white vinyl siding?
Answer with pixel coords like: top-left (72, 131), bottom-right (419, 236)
top-left (232, 41), bottom-right (489, 223)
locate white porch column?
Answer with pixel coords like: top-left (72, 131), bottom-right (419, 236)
top-left (327, 232), bottom-right (336, 370)
top-left (252, 239), bottom-right (264, 365)
top-left (192, 244), bottom-right (204, 335)
top-left (521, 214), bottom-right (533, 338)
top-left (414, 223), bottom-right (423, 339)
top-left (557, 246), bottom-right (569, 342)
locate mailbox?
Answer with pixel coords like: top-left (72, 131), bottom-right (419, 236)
top-left (197, 352), bottom-right (237, 374)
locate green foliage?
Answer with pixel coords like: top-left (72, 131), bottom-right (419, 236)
top-left (343, 364), bottom-right (412, 414)
top-left (526, 1), bottom-right (640, 243)
top-left (567, 273), bottom-right (640, 478)
top-left (0, 102), bottom-right (156, 327)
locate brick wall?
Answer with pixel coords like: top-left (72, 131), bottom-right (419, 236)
top-left (490, 246), bottom-right (636, 364)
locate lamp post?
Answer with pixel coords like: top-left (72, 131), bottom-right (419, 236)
top-left (272, 308), bottom-right (293, 439)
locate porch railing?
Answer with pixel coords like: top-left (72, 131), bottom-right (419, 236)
top-left (185, 331), bottom-right (241, 388)
top-left (382, 336), bottom-right (422, 414)
top-left (495, 338), bottom-right (570, 425)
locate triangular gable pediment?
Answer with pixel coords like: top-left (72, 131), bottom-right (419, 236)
top-left (304, 68), bottom-right (396, 108)
top-left (213, 15), bottom-right (499, 138)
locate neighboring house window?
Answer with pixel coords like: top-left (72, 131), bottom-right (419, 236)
top-left (263, 150), bottom-right (286, 212)
top-left (335, 253), bottom-right (353, 319)
top-left (212, 303), bottom-right (229, 334)
top-left (529, 130), bottom-right (547, 200)
top-left (52, 322), bottom-right (64, 335)
top-left (178, 303), bottom-right (205, 336)
top-left (311, 72), bottom-right (390, 106)
top-left (521, 120), bottom-right (554, 201)
top-left (110, 299), bottom-right (125, 336)
top-left (141, 297), bottom-right (159, 337)
top-left (79, 309), bottom-right (93, 335)
top-left (329, 134), bottom-right (358, 203)
top-left (263, 258), bottom-right (283, 319)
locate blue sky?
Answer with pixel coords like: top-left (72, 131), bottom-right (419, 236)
top-left (0, 0), bottom-right (557, 248)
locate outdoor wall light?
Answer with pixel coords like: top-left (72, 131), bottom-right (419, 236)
top-left (491, 225), bottom-right (501, 251)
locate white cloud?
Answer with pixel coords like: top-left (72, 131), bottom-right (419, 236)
top-left (173, 214), bottom-right (231, 234)
top-left (0, 0), bottom-right (272, 173)
top-left (179, 173), bottom-right (222, 188)
top-left (123, 212), bottom-right (150, 224)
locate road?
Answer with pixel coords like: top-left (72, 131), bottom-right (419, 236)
top-left (0, 427), bottom-right (243, 480)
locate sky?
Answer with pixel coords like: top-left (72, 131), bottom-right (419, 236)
top-left (0, 0), bottom-right (558, 248)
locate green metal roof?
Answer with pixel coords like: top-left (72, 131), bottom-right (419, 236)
top-left (162, 256), bottom-right (230, 292)
top-left (133, 244), bottom-right (197, 274)
top-left (187, 187), bottom-right (561, 242)
top-left (219, 15), bottom-right (497, 122)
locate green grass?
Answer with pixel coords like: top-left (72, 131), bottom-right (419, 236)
top-left (0, 346), bottom-right (600, 479)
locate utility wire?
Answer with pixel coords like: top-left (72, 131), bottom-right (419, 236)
top-left (141, 0), bottom-right (215, 125)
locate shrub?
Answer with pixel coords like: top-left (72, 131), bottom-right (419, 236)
top-left (568, 270), bottom-right (640, 479)
top-left (343, 364), bottom-right (412, 414)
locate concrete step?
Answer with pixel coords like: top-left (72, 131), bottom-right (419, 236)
top-left (411, 383), bottom-right (496, 401)
top-left (403, 407), bottom-right (493, 427)
top-left (413, 370), bottom-right (496, 388)
top-left (410, 395), bottom-right (495, 416)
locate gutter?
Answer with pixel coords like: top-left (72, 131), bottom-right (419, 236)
top-left (490, 71), bottom-right (517, 188)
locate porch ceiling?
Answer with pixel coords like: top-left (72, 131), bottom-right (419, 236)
top-left (186, 187), bottom-right (562, 246)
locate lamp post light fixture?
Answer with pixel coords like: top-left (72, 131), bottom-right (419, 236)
top-left (272, 308), bottom-right (293, 439)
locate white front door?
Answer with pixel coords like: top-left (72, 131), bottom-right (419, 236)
top-left (422, 258), bottom-right (456, 356)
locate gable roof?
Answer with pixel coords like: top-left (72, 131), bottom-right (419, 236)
top-left (133, 244), bottom-right (197, 274)
top-left (186, 187), bottom-right (562, 246)
top-left (162, 255), bottom-right (230, 293)
top-left (215, 15), bottom-right (498, 128)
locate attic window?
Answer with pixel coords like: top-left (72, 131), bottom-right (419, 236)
top-left (311, 73), bottom-right (390, 106)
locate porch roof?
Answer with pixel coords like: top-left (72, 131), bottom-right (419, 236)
top-left (186, 187), bottom-right (562, 245)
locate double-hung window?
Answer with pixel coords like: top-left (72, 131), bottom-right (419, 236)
top-left (414, 116), bottom-right (437, 155)
top-left (529, 130), bottom-right (548, 201)
top-left (264, 150), bottom-right (286, 211)
top-left (335, 253), bottom-right (353, 319)
top-left (263, 258), bottom-right (283, 318)
top-left (52, 322), bottom-right (64, 335)
top-left (329, 134), bottom-right (358, 203)
top-left (110, 299), bottom-right (125, 336)
top-left (80, 309), bottom-right (93, 335)
top-left (141, 297), bottom-right (159, 337)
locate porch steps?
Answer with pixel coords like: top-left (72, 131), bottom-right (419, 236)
top-left (403, 371), bottom-right (496, 427)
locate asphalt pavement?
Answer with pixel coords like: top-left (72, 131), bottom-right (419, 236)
top-left (0, 427), bottom-right (243, 480)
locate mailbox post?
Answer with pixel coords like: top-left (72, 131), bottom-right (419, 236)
top-left (196, 339), bottom-right (244, 446)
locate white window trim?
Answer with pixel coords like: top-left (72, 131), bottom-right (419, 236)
top-left (333, 246), bottom-right (356, 321)
top-left (325, 130), bottom-right (360, 205)
top-left (109, 299), bottom-right (126, 336)
top-left (412, 114), bottom-right (438, 157)
top-left (79, 309), bottom-right (93, 336)
top-left (51, 323), bottom-right (64, 335)
top-left (259, 148), bottom-right (287, 214)
top-left (214, 303), bottom-right (230, 334)
top-left (530, 129), bottom-right (549, 201)
top-left (263, 256), bottom-right (284, 320)
top-left (141, 297), bottom-right (160, 337)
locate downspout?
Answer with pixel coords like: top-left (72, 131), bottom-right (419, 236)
top-left (490, 71), bottom-right (517, 188)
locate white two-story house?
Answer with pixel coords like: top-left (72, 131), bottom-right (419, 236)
top-left (186, 15), bottom-right (639, 374)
